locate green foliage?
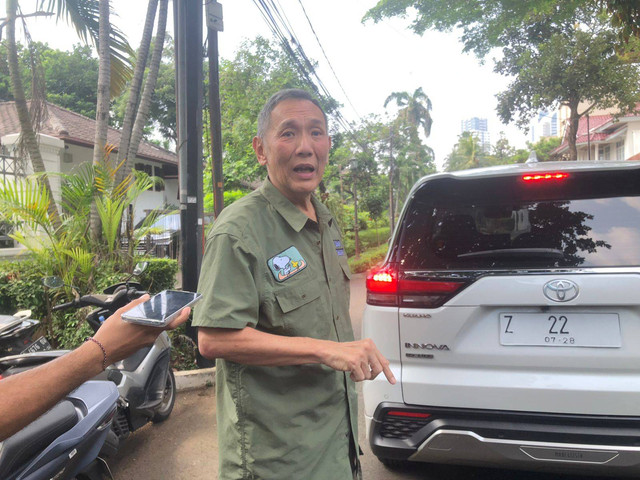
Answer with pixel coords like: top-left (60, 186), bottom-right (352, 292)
top-left (529, 136), bottom-right (562, 162)
top-left (218, 36), bottom-right (338, 188)
top-left (51, 309), bottom-right (93, 349)
top-left (0, 42), bottom-right (98, 117)
top-left (348, 244), bottom-right (389, 274)
top-left (204, 188), bottom-right (249, 213)
top-left (444, 132), bottom-right (487, 171)
top-left (344, 227), bottom-right (391, 257)
top-left (0, 259), bottom-right (48, 318)
top-left (136, 257), bottom-right (178, 293)
top-left (496, 15), bottom-right (640, 136)
top-left (0, 152), bottom-right (168, 340)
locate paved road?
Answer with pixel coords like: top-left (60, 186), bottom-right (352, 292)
top-left (110, 274), bottom-right (623, 479)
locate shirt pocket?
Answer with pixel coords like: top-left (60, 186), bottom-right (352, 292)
top-left (274, 281), bottom-right (328, 338)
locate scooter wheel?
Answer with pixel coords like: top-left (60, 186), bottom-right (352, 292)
top-left (152, 369), bottom-right (176, 423)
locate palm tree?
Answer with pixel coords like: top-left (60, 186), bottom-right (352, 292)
top-left (384, 87), bottom-right (434, 228)
top-left (116, 0), bottom-right (159, 176)
top-left (384, 87), bottom-right (433, 138)
top-left (3, 0), bottom-right (133, 219)
top-left (117, 0), bottom-right (169, 186)
top-left (5, 0), bottom-right (59, 225)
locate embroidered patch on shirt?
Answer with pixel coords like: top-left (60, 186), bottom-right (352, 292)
top-left (333, 240), bottom-right (342, 248)
top-left (267, 246), bottom-right (307, 282)
top-left (336, 249), bottom-right (345, 256)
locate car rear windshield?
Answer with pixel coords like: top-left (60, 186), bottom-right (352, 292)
top-left (398, 168), bottom-right (640, 270)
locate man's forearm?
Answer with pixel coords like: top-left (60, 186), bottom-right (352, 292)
top-left (199, 326), bottom-right (327, 366)
top-left (0, 341), bottom-right (104, 441)
top-left (198, 326), bottom-right (396, 384)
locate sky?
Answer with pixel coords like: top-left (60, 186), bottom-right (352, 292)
top-left (17, 0), bottom-right (530, 170)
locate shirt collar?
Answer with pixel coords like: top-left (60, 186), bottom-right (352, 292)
top-left (259, 178), bottom-right (320, 232)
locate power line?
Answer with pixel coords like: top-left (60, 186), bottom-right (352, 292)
top-left (250, 0), bottom-right (358, 137)
top-left (296, 0), bottom-right (361, 120)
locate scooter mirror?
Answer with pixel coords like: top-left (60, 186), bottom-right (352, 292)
top-left (133, 262), bottom-right (149, 276)
top-left (42, 276), bottom-right (65, 289)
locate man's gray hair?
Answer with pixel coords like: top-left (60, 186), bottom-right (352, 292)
top-left (257, 89), bottom-right (328, 139)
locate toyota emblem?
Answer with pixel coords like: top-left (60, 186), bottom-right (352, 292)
top-left (543, 279), bottom-right (579, 302)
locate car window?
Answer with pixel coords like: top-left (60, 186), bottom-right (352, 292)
top-left (399, 172), bottom-right (640, 270)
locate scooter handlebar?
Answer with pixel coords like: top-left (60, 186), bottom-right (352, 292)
top-left (52, 300), bottom-right (78, 311)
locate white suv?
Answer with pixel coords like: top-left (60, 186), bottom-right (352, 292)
top-left (362, 161), bottom-right (640, 476)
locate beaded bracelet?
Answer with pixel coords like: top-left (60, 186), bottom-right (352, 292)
top-left (86, 337), bottom-right (108, 371)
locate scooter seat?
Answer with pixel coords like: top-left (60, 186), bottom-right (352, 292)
top-left (0, 400), bottom-right (78, 478)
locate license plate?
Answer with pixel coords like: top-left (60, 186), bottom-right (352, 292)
top-left (499, 313), bottom-right (621, 348)
top-left (21, 336), bottom-right (52, 354)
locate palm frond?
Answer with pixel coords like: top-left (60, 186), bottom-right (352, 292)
top-left (39, 0), bottom-right (134, 97)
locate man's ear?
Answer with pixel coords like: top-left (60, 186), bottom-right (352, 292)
top-left (253, 136), bottom-right (268, 166)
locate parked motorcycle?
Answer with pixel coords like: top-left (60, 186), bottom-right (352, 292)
top-left (0, 310), bottom-right (48, 357)
top-left (0, 264), bottom-right (177, 440)
top-left (0, 380), bottom-right (119, 480)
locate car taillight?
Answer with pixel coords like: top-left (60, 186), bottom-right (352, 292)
top-left (366, 266), bottom-right (466, 308)
top-left (522, 172), bottom-right (569, 182)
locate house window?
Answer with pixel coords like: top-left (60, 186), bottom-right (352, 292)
top-left (616, 140), bottom-right (625, 161)
top-left (134, 163), bottom-right (164, 191)
top-left (598, 145), bottom-right (611, 161)
top-left (154, 165), bottom-right (164, 192)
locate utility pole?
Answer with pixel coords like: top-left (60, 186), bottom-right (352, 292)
top-left (351, 159), bottom-right (360, 259)
top-left (174, 0), bottom-right (204, 358)
top-left (206, 1), bottom-right (224, 217)
top-left (388, 127), bottom-right (395, 232)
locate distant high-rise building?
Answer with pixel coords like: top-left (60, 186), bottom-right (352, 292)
top-left (531, 110), bottom-right (559, 143)
top-left (461, 117), bottom-right (491, 153)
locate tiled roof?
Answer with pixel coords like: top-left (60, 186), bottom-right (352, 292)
top-left (553, 109), bottom-right (640, 157)
top-left (0, 101), bottom-right (176, 164)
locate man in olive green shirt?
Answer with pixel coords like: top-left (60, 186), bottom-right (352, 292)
top-left (194, 89), bottom-right (395, 479)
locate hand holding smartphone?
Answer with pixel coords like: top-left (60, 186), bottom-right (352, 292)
top-left (122, 290), bottom-right (202, 327)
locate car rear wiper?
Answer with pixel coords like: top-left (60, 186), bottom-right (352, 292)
top-left (458, 248), bottom-right (565, 259)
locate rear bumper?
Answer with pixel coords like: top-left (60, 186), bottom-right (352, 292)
top-left (369, 403), bottom-right (640, 476)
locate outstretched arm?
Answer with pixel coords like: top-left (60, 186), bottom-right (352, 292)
top-left (198, 326), bottom-right (396, 384)
top-left (0, 295), bottom-right (191, 441)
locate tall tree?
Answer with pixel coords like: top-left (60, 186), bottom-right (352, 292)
top-left (364, 1), bottom-right (640, 55)
top-left (496, 14), bottom-right (640, 160)
top-left (92, 0), bottom-right (110, 167)
top-left (115, 0), bottom-right (158, 183)
top-left (125, 0), bottom-right (168, 172)
top-left (384, 87), bottom-right (433, 138)
top-left (91, 0), bottom-right (111, 240)
top-left (384, 87), bottom-right (435, 226)
top-left (444, 131), bottom-right (485, 172)
top-left (0, 43), bottom-right (99, 117)
top-left (1, 0), bottom-right (133, 221)
top-left (5, 0), bottom-right (58, 224)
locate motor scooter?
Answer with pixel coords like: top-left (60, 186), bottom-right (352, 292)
top-left (0, 310), bottom-right (48, 357)
top-left (0, 265), bottom-right (177, 440)
top-left (0, 380), bottom-right (119, 480)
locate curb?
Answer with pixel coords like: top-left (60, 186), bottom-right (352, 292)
top-left (175, 367), bottom-right (216, 392)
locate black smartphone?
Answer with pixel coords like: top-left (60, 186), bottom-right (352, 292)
top-left (122, 290), bottom-right (202, 327)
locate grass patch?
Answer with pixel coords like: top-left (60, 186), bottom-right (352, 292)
top-left (348, 244), bottom-right (389, 274)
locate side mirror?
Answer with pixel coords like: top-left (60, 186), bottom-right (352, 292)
top-left (133, 261), bottom-right (149, 276)
top-left (43, 276), bottom-right (65, 289)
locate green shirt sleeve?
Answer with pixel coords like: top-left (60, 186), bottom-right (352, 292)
top-left (193, 232), bottom-right (260, 329)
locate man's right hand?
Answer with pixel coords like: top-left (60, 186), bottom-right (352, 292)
top-left (321, 338), bottom-right (396, 384)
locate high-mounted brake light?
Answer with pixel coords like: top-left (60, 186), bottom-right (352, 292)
top-left (366, 266), bottom-right (467, 308)
top-left (522, 172), bottom-right (569, 182)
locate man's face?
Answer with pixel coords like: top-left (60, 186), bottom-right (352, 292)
top-left (253, 99), bottom-right (331, 205)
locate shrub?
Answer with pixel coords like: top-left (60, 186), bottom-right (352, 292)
top-left (137, 257), bottom-right (179, 293)
top-left (0, 259), bottom-right (48, 318)
top-left (348, 244), bottom-right (389, 274)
